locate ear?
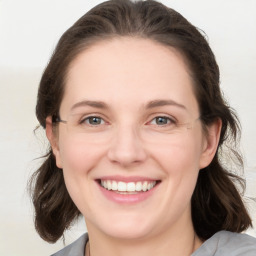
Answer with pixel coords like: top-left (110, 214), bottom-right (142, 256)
top-left (199, 119), bottom-right (222, 169)
top-left (45, 116), bottom-right (63, 169)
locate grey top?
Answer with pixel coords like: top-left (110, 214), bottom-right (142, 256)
top-left (192, 231), bottom-right (256, 256)
top-left (51, 231), bottom-right (256, 256)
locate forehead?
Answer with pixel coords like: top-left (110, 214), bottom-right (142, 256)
top-left (60, 37), bottom-right (198, 115)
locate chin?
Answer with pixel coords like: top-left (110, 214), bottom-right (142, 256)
top-left (103, 224), bottom-right (154, 241)
top-left (86, 211), bottom-right (159, 241)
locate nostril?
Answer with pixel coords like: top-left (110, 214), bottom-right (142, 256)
top-left (106, 128), bottom-right (147, 162)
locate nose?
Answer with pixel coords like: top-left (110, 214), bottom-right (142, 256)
top-left (107, 125), bottom-right (147, 167)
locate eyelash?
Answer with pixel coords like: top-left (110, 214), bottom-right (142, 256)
top-left (80, 115), bottom-right (107, 126)
top-left (147, 115), bottom-right (176, 126)
top-left (79, 115), bottom-right (176, 127)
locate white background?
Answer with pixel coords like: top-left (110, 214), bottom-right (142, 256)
top-left (0, 0), bottom-right (255, 255)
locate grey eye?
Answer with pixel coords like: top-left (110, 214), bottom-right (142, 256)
top-left (156, 117), bottom-right (169, 125)
top-left (85, 116), bottom-right (105, 125)
top-left (152, 116), bottom-right (171, 125)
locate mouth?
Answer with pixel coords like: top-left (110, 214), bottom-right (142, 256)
top-left (97, 179), bottom-right (160, 194)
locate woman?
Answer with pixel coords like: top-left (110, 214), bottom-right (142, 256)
top-left (30, 0), bottom-right (256, 255)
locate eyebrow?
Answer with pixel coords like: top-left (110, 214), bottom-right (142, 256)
top-left (70, 99), bottom-right (187, 112)
top-left (71, 100), bottom-right (108, 111)
top-left (145, 99), bottom-right (187, 110)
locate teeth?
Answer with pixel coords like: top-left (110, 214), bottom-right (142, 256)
top-left (127, 182), bottom-right (135, 192)
top-left (107, 180), bottom-right (111, 190)
top-left (118, 182), bottom-right (126, 192)
top-left (112, 181), bottom-right (118, 191)
top-left (142, 181), bottom-right (148, 192)
top-left (100, 180), bottom-right (157, 192)
top-left (135, 182), bottom-right (142, 191)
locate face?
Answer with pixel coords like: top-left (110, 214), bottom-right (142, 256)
top-left (47, 37), bottom-right (220, 241)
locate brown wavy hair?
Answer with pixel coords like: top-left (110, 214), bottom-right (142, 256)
top-left (30, 0), bottom-right (252, 243)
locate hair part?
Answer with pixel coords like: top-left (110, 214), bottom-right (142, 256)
top-left (31, 0), bottom-right (252, 243)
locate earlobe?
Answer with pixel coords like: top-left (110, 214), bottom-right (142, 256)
top-left (199, 119), bottom-right (222, 169)
top-left (45, 116), bottom-right (63, 168)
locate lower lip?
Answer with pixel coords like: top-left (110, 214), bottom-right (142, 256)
top-left (97, 182), bottom-right (159, 204)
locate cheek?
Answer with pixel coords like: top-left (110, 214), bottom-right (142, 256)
top-left (59, 137), bottom-right (103, 174)
top-left (154, 132), bottom-right (204, 198)
top-left (159, 144), bottom-right (200, 194)
top-left (154, 132), bottom-right (204, 174)
top-left (58, 137), bottom-right (105, 212)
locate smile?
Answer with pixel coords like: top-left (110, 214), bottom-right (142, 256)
top-left (100, 180), bottom-right (158, 193)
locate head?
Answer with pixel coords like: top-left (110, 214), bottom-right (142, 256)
top-left (32, 0), bottom-right (252, 243)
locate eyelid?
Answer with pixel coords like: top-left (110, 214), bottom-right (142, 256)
top-left (145, 113), bottom-right (177, 126)
top-left (79, 113), bottom-right (109, 125)
top-left (84, 116), bottom-right (105, 125)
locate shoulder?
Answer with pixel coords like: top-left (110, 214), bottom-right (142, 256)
top-left (192, 231), bottom-right (256, 256)
top-left (51, 233), bottom-right (88, 256)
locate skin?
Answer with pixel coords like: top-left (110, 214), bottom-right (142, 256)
top-left (46, 37), bottom-right (221, 256)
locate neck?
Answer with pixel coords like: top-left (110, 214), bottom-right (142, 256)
top-left (85, 218), bottom-right (202, 256)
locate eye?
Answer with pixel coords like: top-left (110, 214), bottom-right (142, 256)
top-left (82, 116), bottom-right (106, 126)
top-left (150, 116), bottom-right (174, 126)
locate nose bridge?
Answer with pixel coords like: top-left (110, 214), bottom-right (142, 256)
top-left (107, 122), bottom-right (147, 166)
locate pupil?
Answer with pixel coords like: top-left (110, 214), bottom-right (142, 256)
top-left (157, 117), bottom-right (167, 125)
top-left (90, 117), bottom-right (101, 125)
